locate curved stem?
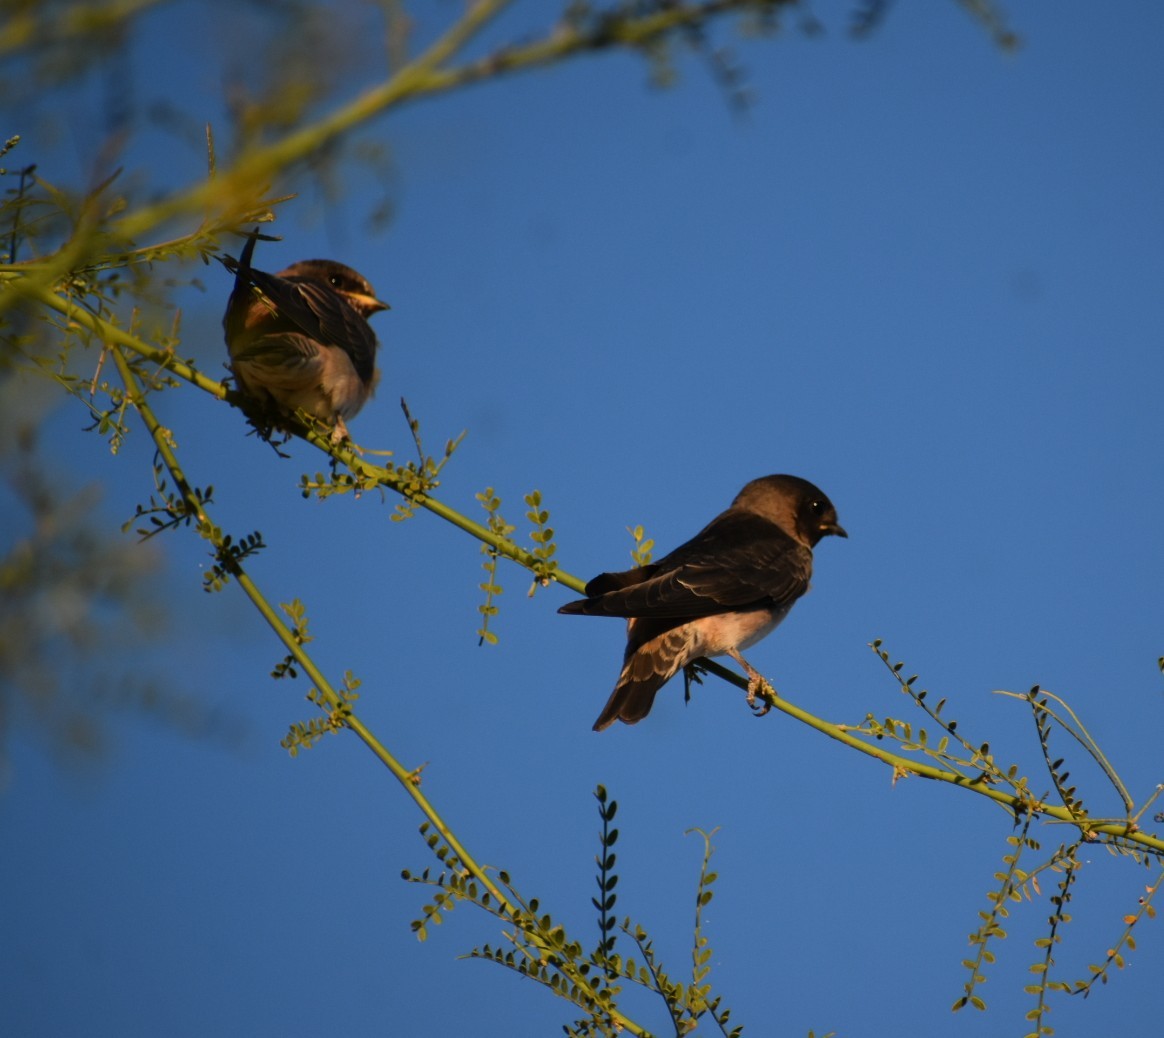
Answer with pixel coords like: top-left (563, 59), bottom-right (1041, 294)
top-left (36, 289), bottom-right (1164, 860)
top-left (112, 0), bottom-right (765, 242)
top-left (699, 659), bottom-right (1164, 855)
top-left (28, 284), bottom-right (229, 400)
top-left (110, 345), bottom-right (647, 1037)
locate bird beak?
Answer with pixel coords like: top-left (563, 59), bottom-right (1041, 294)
top-left (822, 522), bottom-right (848, 539)
top-left (349, 292), bottom-right (391, 313)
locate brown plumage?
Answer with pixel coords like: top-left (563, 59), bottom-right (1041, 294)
top-left (559, 474), bottom-right (847, 731)
top-left (221, 232), bottom-right (389, 440)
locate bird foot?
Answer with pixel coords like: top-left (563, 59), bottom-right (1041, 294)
top-left (682, 662), bottom-right (706, 705)
top-left (745, 675), bottom-right (777, 717)
top-left (726, 649), bottom-right (775, 717)
top-left (246, 417), bottom-right (293, 457)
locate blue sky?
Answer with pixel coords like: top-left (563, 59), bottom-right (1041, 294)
top-left (2, 3), bottom-right (1162, 1036)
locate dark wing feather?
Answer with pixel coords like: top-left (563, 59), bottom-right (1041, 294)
top-left (584, 565), bottom-right (660, 597)
top-left (559, 511), bottom-right (811, 620)
top-left (220, 231), bottom-right (261, 304)
top-left (220, 232), bottom-right (376, 383)
top-left (558, 566), bottom-right (660, 614)
top-left (231, 231), bottom-right (258, 280)
top-left (249, 273), bottom-right (378, 381)
top-left (220, 232), bottom-right (259, 335)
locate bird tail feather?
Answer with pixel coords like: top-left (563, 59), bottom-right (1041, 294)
top-left (592, 671), bottom-right (667, 731)
top-left (591, 621), bottom-right (693, 731)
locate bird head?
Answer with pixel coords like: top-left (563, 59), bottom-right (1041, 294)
top-left (800, 494), bottom-right (847, 546)
top-left (734, 474), bottom-right (847, 547)
top-left (279, 259), bottom-right (390, 318)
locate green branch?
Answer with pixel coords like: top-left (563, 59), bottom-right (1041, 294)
top-left (26, 284), bottom-right (229, 401)
top-left (112, 0), bottom-right (512, 241)
top-left (30, 284), bottom-right (1163, 860)
top-left (0, 0), bottom-right (166, 55)
top-left (111, 0), bottom-right (783, 242)
top-left (725, 656), bottom-right (1164, 855)
top-left (24, 282), bottom-right (587, 592)
top-left (109, 344), bottom-right (646, 1037)
top-left (300, 427), bottom-right (588, 595)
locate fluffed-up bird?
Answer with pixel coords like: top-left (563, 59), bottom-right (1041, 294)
top-left (221, 231), bottom-right (389, 441)
top-left (559, 474), bottom-right (846, 731)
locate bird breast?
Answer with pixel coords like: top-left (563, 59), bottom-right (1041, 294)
top-left (695, 606), bottom-right (792, 656)
top-left (627, 605), bottom-right (792, 664)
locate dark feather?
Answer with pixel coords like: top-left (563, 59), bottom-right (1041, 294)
top-left (560, 473), bottom-right (845, 730)
top-left (237, 267), bottom-right (378, 384)
top-left (592, 620), bottom-right (692, 730)
top-left (559, 511), bottom-right (811, 621)
top-left (585, 565), bottom-right (659, 597)
top-left (592, 672), bottom-right (664, 731)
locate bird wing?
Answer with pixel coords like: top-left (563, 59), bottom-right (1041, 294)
top-left (583, 565), bottom-right (661, 597)
top-left (228, 332), bottom-right (327, 380)
top-left (249, 273), bottom-right (378, 380)
top-left (560, 511), bottom-right (812, 619)
top-left (220, 235), bottom-right (377, 381)
top-left (225, 231), bottom-right (259, 278)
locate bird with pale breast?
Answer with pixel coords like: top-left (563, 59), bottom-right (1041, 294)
top-left (221, 232), bottom-right (389, 441)
top-left (559, 474), bottom-right (847, 731)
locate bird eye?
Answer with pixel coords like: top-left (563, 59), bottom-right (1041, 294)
top-left (810, 500), bottom-right (828, 517)
top-left (329, 275), bottom-right (342, 288)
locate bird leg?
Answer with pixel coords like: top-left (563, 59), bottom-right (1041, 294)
top-left (682, 661), bottom-right (707, 705)
top-left (726, 648), bottom-right (776, 717)
top-left (241, 407), bottom-right (293, 457)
